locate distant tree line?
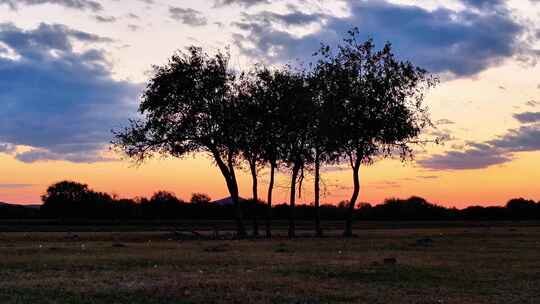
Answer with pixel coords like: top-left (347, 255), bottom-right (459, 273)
top-left (112, 28), bottom-right (438, 238)
top-left (3, 180), bottom-right (538, 222)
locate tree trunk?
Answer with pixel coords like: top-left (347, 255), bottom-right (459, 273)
top-left (211, 149), bottom-right (246, 238)
top-left (288, 163), bottom-right (300, 238)
top-left (249, 160), bottom-right (259, 237)
top-left (227, 158), bottom-right (246, 239)
top-left (230, 183), bottom-right (246, 238)
top-left (314, 150), bottom-right (322, 237)
top-left (344, 159), bottom-right (361, 238)
top-left (266, 161), bottom-right (275, 238)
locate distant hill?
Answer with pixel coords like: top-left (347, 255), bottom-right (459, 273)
top-left (0, 202), bottom-right (40, 209)
top-left (211, 197), bottom-right (247, 206)
top-left (0, 202), bottom-right (40, 218)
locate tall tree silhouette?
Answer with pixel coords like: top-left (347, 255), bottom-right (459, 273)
top-left (277, 66), bottom-right (315, 238)
top-left (308, 66), bottom-right (342, 237)
top-left (112, 47), bottom-right (247, 238)
top-left (239, 66), bottom-right (289, 238)
top-left (317, 29), bottom-right (438, 237)
top-left (236, 70), bottom-right (269, 237)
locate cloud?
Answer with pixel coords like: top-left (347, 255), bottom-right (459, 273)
top-left (418, 123), bottom-right (540, 170)
top-left (0, 23), bottom-right (140, 163)
top-left (525, 100), bottom-right (540, 107)
top-left (128, 24), bottom-right (140, 32)
top-left (417, 145), bottom-right (512, 170)
top-left (429, 129), bottom-right (456, 142)
top-left (321, 165), bottom-right (347, 173)
top-left (14, 148), bottom-right (112, 163)
top-left (513, 112), bottom-right (540, 123)
top-left (435, 119), bottom-right (455, 125)
top-left (487, 125), bottom-right (540, 152)
top-left (232, 0), bottom-right (531, 77)
top-left (214, 0), bottom-right (270, 7)
top-left (94, 15), bottom-right (117, 23)
top-left (366, 181), bottom-right (401, 189)
top-left (169, 7), bottom-right (207, 26)
top-left (0, 0), bottom-right (102, 11)
top-left (460, 0), bottom-right (504, 9)
top-left (0, 143), bottom-right (15, 154)
top-left (0, 183), bottom-right (34, 189)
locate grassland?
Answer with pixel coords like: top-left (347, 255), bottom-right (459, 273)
top-left (1, 222), bottom-right (539, 303)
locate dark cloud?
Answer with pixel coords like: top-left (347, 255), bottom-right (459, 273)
top-left (487, 125), bottom-right (540, 152)
top-left (418, 123), bottom-right (540, 170)
top-left (232, 0), bottom-right (529, 77)
top-left (15, 148), bottom-right (113, 163)
top-left (513, 112), bottom-right (540, 123)
top-left (417, 144), bottom-right (512, 170)
top-left (169, 7), bottom-right (207, 26)
top-left (0, 0), bottom-right (102, 11)
top-left (0, 23), bottom-right (140, 163)
top-left (0, 23), bottom-right (111, 51)
top-left (461, 0), bottom-right (504, 8)
top-left (94, 15), bottom-right (117, 23)
top-left (235, 10), bottom-right (322, 27)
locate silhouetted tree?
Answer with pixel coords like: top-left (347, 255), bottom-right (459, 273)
top-left (371, 197), bottom-right (452, 220)
top-left (506, 198), bottom-right (538, 220)
top-left (151, 191), bottom-right (181, 204)
top-left (113, 47), bottom-right (247, 237)
top-left (41, 180), bottom-right (113, 218)
top-left (139, 191), bottom-right (183, 219)
top-left (190, 193), bottom-right (211, 204)
top-left (236, 71), bottom-right (270, 236)
top-left (316, 29), bottom-right (438, 237)
top-left (308, 62), bottom-right (343, 237)
top-left (237, 66), bottom-right (289, 238)
top-left (17, 181), bottom-right (540, 221)
top-left (277, 66), bottom-right (315, 238)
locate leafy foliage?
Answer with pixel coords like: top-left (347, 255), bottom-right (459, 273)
top-left (112, 29), bottom-right (439, 237)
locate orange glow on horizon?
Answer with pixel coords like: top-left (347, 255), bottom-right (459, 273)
top-left (2, 150), bottom-right (539, 208)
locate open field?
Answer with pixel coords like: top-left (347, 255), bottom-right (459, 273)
top-left (1, 222), bottom-right (539, 303)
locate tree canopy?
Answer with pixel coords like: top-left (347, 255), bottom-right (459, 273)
top-left (113, 46), bottom-right (247, 237)
top-left (113, 29), bottom-right (438, 238)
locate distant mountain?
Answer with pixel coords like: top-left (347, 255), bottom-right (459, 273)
top-left (0, 202), bottom-right (40, 209)
top-left (0, 202), bottom-right (40, 218)
top-left (211, 197), bottom-right (247, 206)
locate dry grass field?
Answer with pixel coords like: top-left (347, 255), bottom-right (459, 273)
top-left (1, 223), bottom-right (539, 303)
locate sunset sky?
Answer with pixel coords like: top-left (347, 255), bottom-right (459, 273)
top-left (0, 0), bottom-right (539, 207)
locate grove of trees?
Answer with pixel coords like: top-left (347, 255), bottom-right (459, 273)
top-left (26, 181), bottom-right (540, 223)
top-left (112, 29), bottom-right (438, 238)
